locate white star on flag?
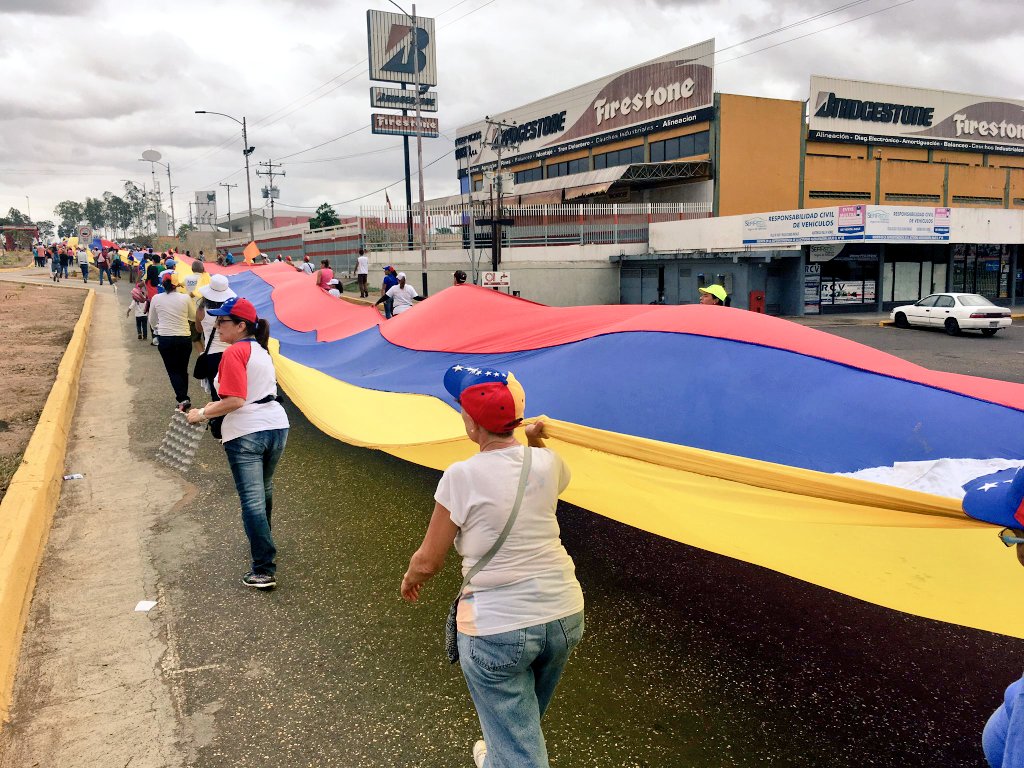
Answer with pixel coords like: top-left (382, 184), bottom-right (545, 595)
top-left (978, 482), bottom-right (1000, 492)
top-left (453, 365), bottom-right (463, 371)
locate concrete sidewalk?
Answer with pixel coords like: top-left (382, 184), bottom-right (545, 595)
top-left (0, 270), bottom-right (188, 767)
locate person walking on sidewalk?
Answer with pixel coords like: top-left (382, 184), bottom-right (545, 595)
top-left (148, 274), bottom-right (196, 410)
top-left (58, 246), bottom-right (70, 279)
top-left (126, 283), bottom-right (149, 339)
top-left (356, 249), bottom-right (369, 297)
top-left (77, 247), bottom-right (90, 283)
top-left (96, 248), bottom-right (113, 286)
top-left (48, 246), bottom-right (61, 282)
top-left (401, 365), bottom-right (585, 768)
top-left (186, 297), bottom-right (290, 590)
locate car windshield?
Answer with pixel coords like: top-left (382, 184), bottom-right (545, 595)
top-left (957, 294), bottom-right (996, 307)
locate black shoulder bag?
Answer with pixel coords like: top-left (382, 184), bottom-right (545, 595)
top-left (192, 328), bottom-right (216, 380)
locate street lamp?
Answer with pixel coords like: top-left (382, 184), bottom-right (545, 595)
top-left (387, 0), bottom-right (429, 297)
top-left (194, 110), bottom-right (256, 243)
top-left (139, 150), bottom-right (176, 236)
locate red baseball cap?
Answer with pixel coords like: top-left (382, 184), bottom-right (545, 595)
top-left (444, 365), bottom-right (526, 433)
top-left (207, 296), bottom-right (258, 324)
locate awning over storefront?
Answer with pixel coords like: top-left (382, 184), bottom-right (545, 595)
top-left (516, 160), bottom-right (712, 203)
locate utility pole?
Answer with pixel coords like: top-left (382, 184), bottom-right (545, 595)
top-left (484, 117), bottom-right (518, 280)
top-left (166, 163), bottom-right (176, 235)
top-left (188, 201), bottom-right (194, 228)
top-left (219, 183), bottom-right (237, 234)
top-left (256, 161), bottom-right (285, 228)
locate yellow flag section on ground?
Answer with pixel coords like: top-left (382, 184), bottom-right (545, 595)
top-left (269, 342), bottom-right (1024, 640)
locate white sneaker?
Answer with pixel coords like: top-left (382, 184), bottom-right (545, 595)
top-left (472, 739), bottom-right (487, 768)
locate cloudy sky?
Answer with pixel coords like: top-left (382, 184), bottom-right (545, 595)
top-left (2, 0), bottom-right (1022, 227)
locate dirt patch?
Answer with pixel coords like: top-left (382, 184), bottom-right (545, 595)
top-left (0, 282), bottom-right (85, 500)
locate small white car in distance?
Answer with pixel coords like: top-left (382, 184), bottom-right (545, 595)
top-left (890, 293), bottom-right (1012, 336)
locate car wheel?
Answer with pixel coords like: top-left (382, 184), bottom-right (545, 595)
top-left (894, 312), bottom-right (909, 328)
top-left (944, 318), bottom-right (960, 336)
top-left (981, 328), bottom-right (998, 337)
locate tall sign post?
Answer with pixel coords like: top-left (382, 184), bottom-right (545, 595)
top-left (367, 7), bottom-right (438, 296)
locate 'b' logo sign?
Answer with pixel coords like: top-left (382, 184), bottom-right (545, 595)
top-left (382, 25), bottom-right (429, 76)
top-left (367, 10), bottom-right (436, 86)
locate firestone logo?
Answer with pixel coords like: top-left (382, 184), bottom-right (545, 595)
top-left (594, 79), bottom-right (696, 126)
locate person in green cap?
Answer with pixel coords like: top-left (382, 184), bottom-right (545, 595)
top-left (698, 284), bottom-right (728, 305)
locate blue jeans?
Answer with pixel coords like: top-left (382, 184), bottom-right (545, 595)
top-left (224, 428), bottom-right (289, 576)
top-left (98, 266), bottom-right (112, 285)
top-left (458, 611), bottom-right (584, 768)
top-left (384, 296), bottom-right (394, 319)
top-left (81, 264), bottom-right (89, 282)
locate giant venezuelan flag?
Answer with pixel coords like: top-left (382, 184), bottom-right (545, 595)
top-left (176, 259), bottom-right (1024, 639)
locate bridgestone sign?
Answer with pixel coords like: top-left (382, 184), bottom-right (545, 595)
top-left (808, 76), bottom-right (1024, 156)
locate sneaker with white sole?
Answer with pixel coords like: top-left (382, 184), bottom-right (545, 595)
top-left (473, 739), bottom-right (487, 768)
top-left (241, 571), bottom-right (276, 589)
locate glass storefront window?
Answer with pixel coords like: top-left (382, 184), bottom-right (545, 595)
top-left (951, 244), bottom-right (1012, 299)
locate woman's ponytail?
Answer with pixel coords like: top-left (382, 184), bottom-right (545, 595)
top-left (253, 318), bottom-right (271, 350)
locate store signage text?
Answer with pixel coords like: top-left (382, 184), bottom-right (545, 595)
top-left (954, 114), bottom-right (1024, 140)
top-left (370, 86), bottom-right (438, 112)
top-left (499, 112), bottom-right (566, 146)
top-left (814, 91), bottom-right (934, 127)
top-left (595, 79), bottom-right (695, 125)
top-left (743, 205), bottom-right (950, 246)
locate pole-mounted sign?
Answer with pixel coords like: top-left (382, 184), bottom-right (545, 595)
top-left (366, 10), bottom-right (437, 87)
top-left (371, 113), bottom-right (439, 138)
top-left (370, 86), bottom-right (439, 112)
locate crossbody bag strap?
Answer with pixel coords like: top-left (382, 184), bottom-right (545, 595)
top-left (202, 325), bottom-right (215, 356)
top-left (458, 445), bottom-right (532, 594)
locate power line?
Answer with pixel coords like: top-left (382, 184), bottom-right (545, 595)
top-left (276, 125), bottom-right (371, 161)
top-left (718, 0), bottom-right (917, 66)
top-left (276, 142), bottom-right (458, 210)
top-left (284, 146), bottom-right (400, 165)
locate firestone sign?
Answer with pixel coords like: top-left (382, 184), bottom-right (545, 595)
top-left (456, 39), bottom-right (715, 173)
top-left (808, 76), bottom-right (1024, 156)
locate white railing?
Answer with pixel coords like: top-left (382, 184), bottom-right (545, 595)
top-left (358, 203), bottom-right (711, 251)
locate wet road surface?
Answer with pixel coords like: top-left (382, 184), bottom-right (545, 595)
top-left (131, 317), bottom-right (1022, 767)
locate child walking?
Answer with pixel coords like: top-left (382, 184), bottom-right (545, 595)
top-left (127, 282), bottom-right (150, 339)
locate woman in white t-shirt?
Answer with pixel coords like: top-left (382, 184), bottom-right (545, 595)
top-left (187, 297), bottom-right (289, 590)
top-left (401, 365), bottom-right (584, 768)
top-left (374, 271), bottom-right (424, 316)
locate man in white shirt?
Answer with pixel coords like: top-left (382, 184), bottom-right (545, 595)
top-left (356, 249), bottom-right (370, 297)
top-left (300, 256), bottom-right (316, 275)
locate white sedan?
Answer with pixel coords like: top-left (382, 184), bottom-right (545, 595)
top-left (890, 293), bottom-right (1012, 336)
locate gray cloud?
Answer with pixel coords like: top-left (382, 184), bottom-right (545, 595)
top-left (0, 0), bottom-right (98, 15)
top-left (2, 0), bottom-right (1023, 220)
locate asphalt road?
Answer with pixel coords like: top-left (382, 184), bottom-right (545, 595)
top-left (91, 312), bottom-right (1024, 766)
top-left (818, 321), bottom-right (1023, 384)
top-left (143, 317), bottom-right (1021, 767)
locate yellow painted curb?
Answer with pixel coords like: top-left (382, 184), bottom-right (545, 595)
top-left (0, 289), bottom-right (94, 723)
